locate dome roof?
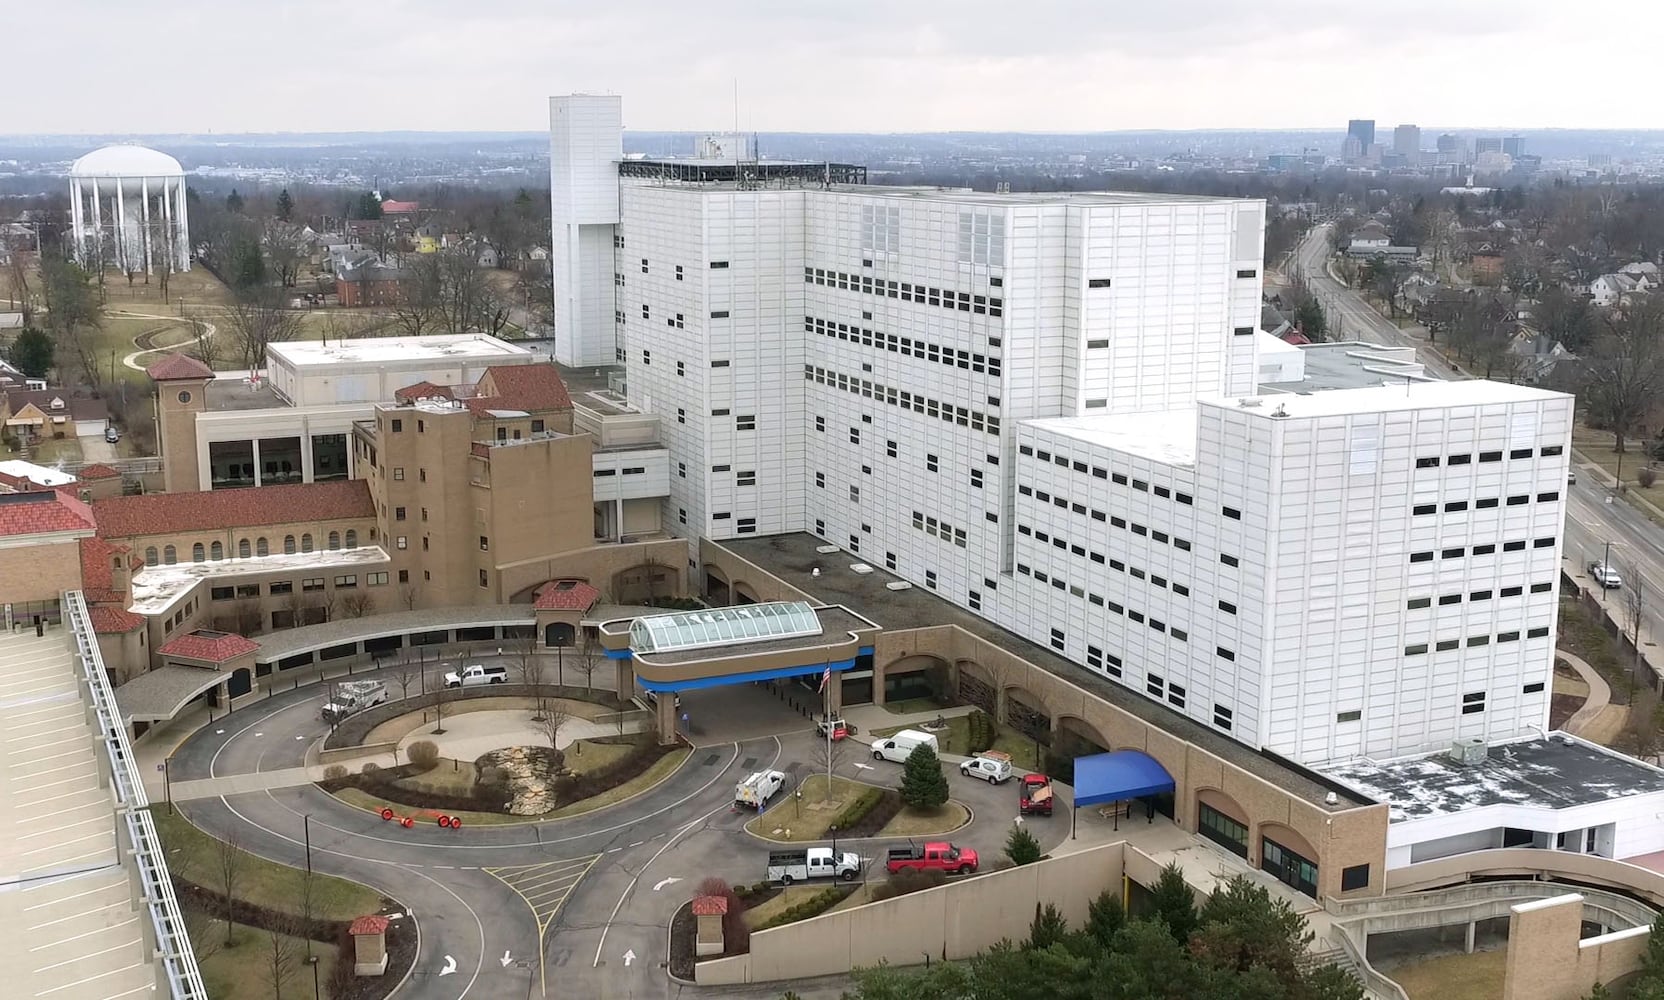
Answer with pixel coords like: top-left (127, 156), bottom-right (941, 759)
top-left (70, 144), bottom-right (184, 178)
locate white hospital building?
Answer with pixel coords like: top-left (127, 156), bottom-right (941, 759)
top-left (547, 94), bottom-right (1574, 774)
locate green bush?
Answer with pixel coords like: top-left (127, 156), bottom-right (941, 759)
top-left (754, 887), bottom-right (847, 930)
top-left (830, 787), bottom-right (883, 831)
top-left (753, 881), bottom-right (772, 896)
top-left (966, 710), bottom-right (996, 754)
top-left (1005, 824), bottom-right (1043, 866)
top-left (322, 764), bottom-right (348, 781)
top-left (407, 740), bottom-right (440, 769)
top-left (872, 867), bottom-right (946, 901)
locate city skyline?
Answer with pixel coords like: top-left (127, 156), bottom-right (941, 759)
top-left (9, 1), bottom-right (1662, 134)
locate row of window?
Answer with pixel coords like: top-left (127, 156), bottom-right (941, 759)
top-left (1017, 523), bottom-right (1191, 597)
top-left (208, 571), bottom-right (397, 602)
top-left (1016, 563), bottom-right (1191, 642)
top-left (805, 315), bottom-right (1003, 378)
top-left (805, 267), bottom-right (1005, 318)
top-left (1407, 581), bottom-right (1554, 609)
top-left (1019, 443), bottom-right (1196, 506)
top-left (144, 530), bottom-right (361, 566)
top-left (1414, 445), bottom-right (1564, 469)
top-left (1017, 483), bottom-right (1194, 552)
top-left (1404, 626), bottom-right (1552, 655)
top-left (1412, 491), bottom-right (1560, 515)
top-left (804, 365), bottom-right (1002, 437)
top-left (912, 511), bottom-right (968, 548)
top-left (1408, 537), bottom-right (1557, 562)
top-left (594, 466), bottom-right (650, 478)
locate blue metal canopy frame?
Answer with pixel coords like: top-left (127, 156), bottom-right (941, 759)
top-left (1073, 750), bottom-right (1175, 807)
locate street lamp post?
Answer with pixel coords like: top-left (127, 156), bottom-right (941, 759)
top-left (308, 955), bottom-right (320, 999)
top-left (304, 814), bottom-right (313, 875)
top-left (164, 757), bottom-right (173, 815)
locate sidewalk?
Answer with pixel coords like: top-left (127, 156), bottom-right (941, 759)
top-left (1559, 650), bottom-right (1621, 741)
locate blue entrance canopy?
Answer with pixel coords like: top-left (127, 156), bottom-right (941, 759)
top-left (1073, 750), bottom-right (1174, 808)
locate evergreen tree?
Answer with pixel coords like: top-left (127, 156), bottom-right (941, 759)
top-left (1085, 888), bottom-right (1125, 946)
top-left (229, 238), bottom-right (265, 289)
top-left (1148, 863), bottom-right (1198, 944)
top-left (6, 326), bottom-right (55, 378)
top-left (1295, 296), bottom-right (1327, 341)
top-left (275, 188), bottom-right (294, 222)
top-left (355, 192), bottom-right (384, 220)
top-left (898, 743), bottom-right (949, 810)
top-left (1004, 824), bottom-right (1042, 866)
top-left (225, 189), bottom-right (244, 213)
top-left (1026, 902), bottom-right (1068, 951)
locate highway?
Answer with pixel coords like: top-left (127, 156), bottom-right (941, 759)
top-left (1289, 224), bottom-right (1664, 679)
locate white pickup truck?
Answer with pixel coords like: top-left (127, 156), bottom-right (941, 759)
top-left (767, 847), bottom-right (862, 884)
top-left (735, 769), bottom-right (786, 810)
top-left (443, 664), bottom-right (508, 688)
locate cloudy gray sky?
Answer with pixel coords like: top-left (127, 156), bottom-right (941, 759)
top-left (11, 2), bottom-right (1651, 134)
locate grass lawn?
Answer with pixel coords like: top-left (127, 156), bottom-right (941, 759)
top-left (870, 716), bottom-right (1044, 770)
top-left (1382, 948), bottom-right (1506, 1000)
top-left (331, 745), bottom-right (691, 826)
top-left (196, 920), bottom-right (337, 1000)
top-left (2, 435), bottom-right (82, 464)
top-left (744, 773), bottom-right (968, 842)
top-left (1559, 597), bottom-right (1635, 704)
top-left (742, 886), bottom-right (836, 929)
top-left (152, 808), bottom-right (382, 921)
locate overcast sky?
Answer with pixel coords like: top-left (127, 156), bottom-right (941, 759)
top-left (11, 2), bottom-right (1656, 134)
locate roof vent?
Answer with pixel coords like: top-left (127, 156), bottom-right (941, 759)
top-left (811, 567), bottom-right (820, 578)
top-left (1271, 403), bottom-right (1289, 418)
top-left (849, 563), bottom-right (874, 575)
top-left (1238, 397), bottom-right (1263, 408)
top-left (1324, 791), bottom-right (1339, 806)
top-left (1449, 737), bottom-right (1488, 766)
top-left (885, 581), bottom-right (913, 591)
top-left (816, 545), bottom-right (840, 555)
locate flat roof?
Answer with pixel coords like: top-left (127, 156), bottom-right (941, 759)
top-left (1217, 377), bottom-right (1568, 421)
top-left (129, 546), bottom-right (390, 615)
top-left (1324, 734), bottom-right (1664, 823)
top-left (1026, 409), bottom-right (1199, 468)
top-left (0, 628), bottom-right (153, 998)
top-left (266, 334), bottom-right (531, 369)
top-left (629, 605), bottom-right (877, 666)
top-left (629, 178), bottom-right (1246, 209)
top-left (251, 603), bottom-right (537, 663)
top-left (1262, 342), bottom-right (1433, 393)
top-left (718, 533), bottom-right (1368, 812)
top-left (113, 663), bottom-right (227, 722)
top-left (205, 375), bottom-right (285, 411)
top-left (0, 459), bottom-right (75, 487)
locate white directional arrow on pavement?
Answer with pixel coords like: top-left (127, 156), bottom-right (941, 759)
top-left (500, 950), bottom-right (512, 968)
top-left (652, 877), bottom-right (682, 892)
top-left (439, 956), bottom-right (457, 976)
top-left (623, 949), bottom-right (636, 967)
top-left (852, 762), bottom-right (874, 771)
top-left (1013, 815), bottom-right (1024, 825)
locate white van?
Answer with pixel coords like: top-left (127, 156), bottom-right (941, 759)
top-left (870, 729), bottom-right (940, 765)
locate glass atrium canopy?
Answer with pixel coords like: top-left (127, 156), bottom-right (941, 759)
top-left (629, 601), bottom-right (823, 655)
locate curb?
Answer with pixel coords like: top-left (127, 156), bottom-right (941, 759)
top-left (664, 899), bottom-right (697, 987)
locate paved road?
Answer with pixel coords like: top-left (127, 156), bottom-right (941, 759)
top-left (167, 681), bottom-right (1069, 998)
top-left (1290, 225), bottom-right (1461, 379)
top-left (1564, 468), bottom-right (1664, 684)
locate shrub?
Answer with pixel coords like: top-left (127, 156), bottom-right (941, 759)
top-left (966, 710), bottom-right (996, 754)
top-left (1641, 467), bottom-right (1658, 489)
top-left (1005, 824), bottom-right (1043, 866)
top-left (752, 886), bottom-right (847, 930)
top-left (752, 881), bottom-right (772, 897)
top-left (322, 764), bottom-right (348, 781)
top-left (407, 740), bottom-right (440, 769)
top-left (360, 761), bottom-right (381, 777)
top-left (871, 867), bottom-right (946, 901)
top-left (830, 787), bottom-right (882, 831)
top-left (899, 743), bottom-right (950, 810)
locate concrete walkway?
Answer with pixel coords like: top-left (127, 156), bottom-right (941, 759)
top-left (395, 708), bottom-right (648, 763)
top-left (839, 702), bottom-right (976, 736)
top-left (1559, 649), bottom-right (1618, 739)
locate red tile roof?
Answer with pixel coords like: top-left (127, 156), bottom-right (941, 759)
top-left (534, 579), bottom-right (600, 612)
top-left (157, 629), bottom-right (259, 663)
top-left (78, 536), bottom-right (126, 599)
top-left (77, 464), bottom-right (121, 480)
top-left (93, 480), bottom-right (374, 538)
top-left (380, 200), bottom-right (420, 215)
top-left (87, 605), bottom-right (146, 633)
top-left (472, 364), bottom-right (572, 414)
top-left (690, 895), bottom-right (729, 916)
top-left (349, 915), bottom-right (391, 935)
top-left (145, 353), bottom-right (215, 381)
top-left (393, 381), bottom-right (455, 403)
top-left (0, 491), bottom-right (97, 538)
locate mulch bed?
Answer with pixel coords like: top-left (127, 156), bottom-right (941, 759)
top-left (839, 788), bottom-right (904, 838)
top-left (1549, 692), bottom-right (1584, 729)
top-left (668, 901), bottom-right (697, 980)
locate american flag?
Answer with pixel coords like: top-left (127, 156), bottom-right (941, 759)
top-left (818, 666), bottom-right (831, 692)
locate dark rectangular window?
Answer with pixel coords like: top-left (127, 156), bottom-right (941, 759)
top-left (1341, 864), bottom-right (1370, 892)
top-left (1222, 506), bottom-right (1241, 520)
top-left (1415, 456), bottom-right (1440, 469)
top-left (1233, 327), bottom-right (1254, 336)
top-left (1236, 269), bottom-right (1258, 279)
top-left (1221, 554), bottom-right (1239, 567)
top-left (710, 310), bottom-right (730, 318)
top-left (709, 260), bottom-right (729, 269)
top-left (1087, 278), bottom-right (1112, 289)
top-left (1524, 681), bottom-right (1546, 694)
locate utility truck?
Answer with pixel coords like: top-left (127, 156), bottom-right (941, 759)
top-left (734, 769), bottom-right (787, 810)
top-left (766, 847), bottom-right (862, 884)
top-left (321, 680), bottom-right (387, 722)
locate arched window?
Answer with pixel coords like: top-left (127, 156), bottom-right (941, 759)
top-left (164, 545), bottom-right (177, 565)
top-left (210, 541), bottom-right (223, 561)
top-left (345, 529), bottom-right (358, 548)
top-left (302, 533), bottom-right (314, 553)
top-left (257, 537), bottom-right (269, 557)
top-left (284, 535), bottom-right (296, 555)
top-left (192, 543), bottom-right (205, 562)
top-left (238, 539), bottom-right (251, 558)
top-left (328, 531), bottom-right (341, 551)
top-left (145, 546), bottom-right (158, 566)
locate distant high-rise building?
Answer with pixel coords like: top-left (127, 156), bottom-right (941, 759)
top-left (1436, 133), bottom-right (1460, 154)
top-left (1474, 137), bottom-right (1503, 155)
top-left (1393, 125), bottom-right (1421, 156)
top-left (1588, 153), bottom-right (1613, 169)
top-left (1346, 120), bottom-right (1375, 157)
top-left (1502, 135), bottom-right (1526, 158)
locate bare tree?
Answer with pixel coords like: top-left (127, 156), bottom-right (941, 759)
top-left (533, 694), bottom-right (570, 758)
top-left (431, 658), bottom-right (458, 734)
top-left (264, 909), bottom-right (304, 999)
top-left (399, 583), bottom-right (420, 611)
top-left (341, 591), bottom-right (376, 618)
top-left (318, 589), bottom-right (340, 624)
top-left (281, 589), bottom-right (307, 629)
top-left (1624, 558), bottom-right (1648, 685)
top-left (234, 598), bottom-right (264, 635)
top-left (261, 220), bottom-right (307, 288)
top-left (39, 256), bottom-right (103, 386)
top-left (388, 659), bottom-right (419, 704)
top-left (1582, 297), bottom-right (1664, 459)
top-left (3, 250), bottom-right (34, 323)
top-left (573, 630), bottom-right (601, 691)
top-left (215, 829), bottom-right (246, 946)
top-left (224, 285), bottom-right (304, 371)
top-left (814, 722), bottom-right (847, 778)
top-left (509, 632), bottom-right (541, 691)
top-left (1627, 683), bottom-right (1663, 764)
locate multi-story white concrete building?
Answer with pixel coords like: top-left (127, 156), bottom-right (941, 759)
top-left (548, 95), bottom-right (1573, 768)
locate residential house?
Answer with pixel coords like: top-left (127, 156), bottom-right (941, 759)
top-left (334, 253), bottom-right (409, 308)
top-left (1590, 272), bottom-right (1648, 308)
top-left (1, 388), bottom-right (109, 443)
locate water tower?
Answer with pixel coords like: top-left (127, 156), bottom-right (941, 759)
top-left (68, 144), bottom-right (191, 274)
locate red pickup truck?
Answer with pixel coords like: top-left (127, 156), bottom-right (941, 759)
top-left (1020, 773), bottom-right (1054, 816)
top-left (885, 840), bottom-right (979, 875)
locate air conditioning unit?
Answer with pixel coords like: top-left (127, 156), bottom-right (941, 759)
top-left (816, 545), bottom-right (840, 555)
top-left (885, 581), bottom-right (912, 591)
top-left (1448, 737), bottom-right (1488, 766)
top-left (849, 563), bottom-right (874, 575)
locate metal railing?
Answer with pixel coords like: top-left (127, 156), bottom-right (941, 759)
top-left (63, 591), bottom-right (208, 1000)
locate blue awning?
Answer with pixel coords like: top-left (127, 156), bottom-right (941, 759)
top-left (1073, 750), bottom-right (1174, 808)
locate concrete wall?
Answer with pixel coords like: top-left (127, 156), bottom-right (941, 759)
top-left (0, 534), bottom-right (87, 604)
top-left (697, 842), bottom-right (1127, 987)
top-left (1501, 894), bottom-right (1650, 1000)
top-left (1387, 848), bottom-right (1664, 908)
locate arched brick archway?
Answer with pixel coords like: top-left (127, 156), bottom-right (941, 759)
top-left (952, 659), bottom-right (995, 714)
top-left (545, 622), bottom-right (576, 648)
top-left (612, 562), bottom-right (678, 604)
top-left (730, 581), bottom-right (759, 605)
top-left (702, 564), bottom-right (731, 605)
top-left (1258, 822), bottom-right (1321, 896)
top-left (881, 654), bottom-right (950, 706)
top-left (1003, 684), bottom-right (1052, 743)
top-left (1195, 787), bottom-right (1252, 859)
top-left (1055, 715), bottom-right (1111, 753)
top-left (228, 667), bottom-right (253, 699)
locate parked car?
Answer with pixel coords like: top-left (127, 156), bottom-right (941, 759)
top-left (321, 679), bottom-right (387, 722)
top-left (1568, 469), bottom-right (1577, 485)
top-left (870, 729), bottom-right (939, 764)
top-left (443, 663), bottom-right (508, 688)
top-left (885, 840), bottom-right (978, 875)
top-left (959, 750), bottom-right (1013, 784)
top-left (1589, 561), bottom-right (1624, 589)
top-left (103, 426), bottom-right (121, 444)
top-left (1019, 773), bottom-right (1055, 816)
top-left (734, 769), bottom-right (786, 810)
top-left (767, 846), bottom-right (862, 884)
